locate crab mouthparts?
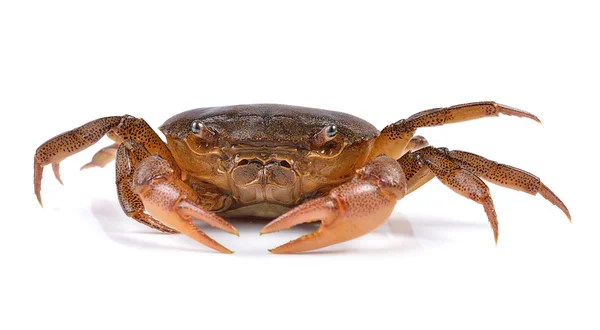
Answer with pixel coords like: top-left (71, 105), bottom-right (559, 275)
top-left (230, 156), bottom-right (300, 205)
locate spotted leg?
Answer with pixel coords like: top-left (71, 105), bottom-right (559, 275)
top-left (398, 146), bottom-right (571, 242)
top-left (122, 141), bottom-right (238, 253)
top-left (370, 101), bottom-right (541, 160)
top-left (34, 115), bottom-right (178, 206)
top-left (442, 149), bottom-right (570, 220)
top-left (261, 155), bottom-right (407, 254)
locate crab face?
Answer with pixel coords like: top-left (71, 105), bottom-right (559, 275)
top-left (159, 104), bottom-right (378, 217)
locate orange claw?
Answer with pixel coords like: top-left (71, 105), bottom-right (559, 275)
top-left (132, 155), bottom-right (238, 254)
top-left (136, 180), bottom-right (237, 254)
top-left (261, 184), bottom-right (399, 254)
top-left (261, 155), bottom-right (405, 254)
top-left (260, 197), bottom-right (339, 253)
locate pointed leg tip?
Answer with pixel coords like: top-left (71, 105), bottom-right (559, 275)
top-left (36, 195), bottom-right (44, 208)
top-left (51, 162), bottom-right (64, 185)
top-left (35, 186), bottom-right (44, 208)
top-left (563, 208), bottom-right (572, 222)
top-left (497, 103), bottom-right (542, 124)
top-left (34, 160), bottom-right (44, 208)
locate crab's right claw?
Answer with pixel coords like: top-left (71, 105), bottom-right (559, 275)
top-left (261, 155), bottom-right (405, 254)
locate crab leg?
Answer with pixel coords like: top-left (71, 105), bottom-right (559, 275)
top-left (261, 155), bottom-right (406, 254)
top-left (443, 149), bottom-right (571, 220)
top-left (398, 146), bottom-right (571, 242)
top-left (405, 148), bottom-right (500, 242)
top-left (370, 102), bottom-right (541, 160)
top-left (34, 116), bottom-right (120, 206)
top-left (34, 115), bottom-right (177, 206)
top-left (126, 141), bottom-right (238, 253)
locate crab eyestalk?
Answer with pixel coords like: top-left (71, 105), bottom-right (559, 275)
top-left (191, 120), bottom-right (218, 143)
top-left (309, 124), bottom-right (338, 148)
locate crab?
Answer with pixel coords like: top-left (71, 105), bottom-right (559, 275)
top-left (33, 102), bottom-right (571, 253)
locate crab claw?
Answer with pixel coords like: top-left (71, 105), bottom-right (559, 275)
top-left (132, 155), bottom-right (238, 254)
top-left (139, 187), bottom-right (238, 254)
top-left (261, 155), bottom-right (405, 253)
top-left (142, 185), bottom-right (239, 254)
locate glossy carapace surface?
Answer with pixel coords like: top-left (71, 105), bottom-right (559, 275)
top-left (159, 104), bottom-right (379, 217)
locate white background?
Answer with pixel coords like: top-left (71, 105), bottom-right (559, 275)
top-left (1, 1), bottom-right (598, 329)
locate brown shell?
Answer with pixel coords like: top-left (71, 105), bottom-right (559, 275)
top-left (159, 104), bottom-right (379, 146)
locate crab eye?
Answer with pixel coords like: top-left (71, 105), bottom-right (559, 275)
top-left (310, 124), bottom-right (343, 157)
top-left (325, 125), bottom-right (337, 138)
top-left (191, 120), bottom-right (216, 139)
top-left (311, 124), bottom-right (338, 147)
top-left (191, 120), bottom-right (204, 134)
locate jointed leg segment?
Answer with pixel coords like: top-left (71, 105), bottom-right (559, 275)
top-left (399, 146), bottom-right (570, 242)
top-left (370, 101), bottom-right (541, 160)
top-left (442, 150), bottom-right (571, 220)
top-left (34, 115), bottom-right (178, 206)
top-left (399, 147), bottom-right (500, 242)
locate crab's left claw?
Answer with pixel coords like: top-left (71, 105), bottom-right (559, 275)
top-left (131, 152), bottom-right (238, 254)
top-left (261, 155), bottom-right (406, 254)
